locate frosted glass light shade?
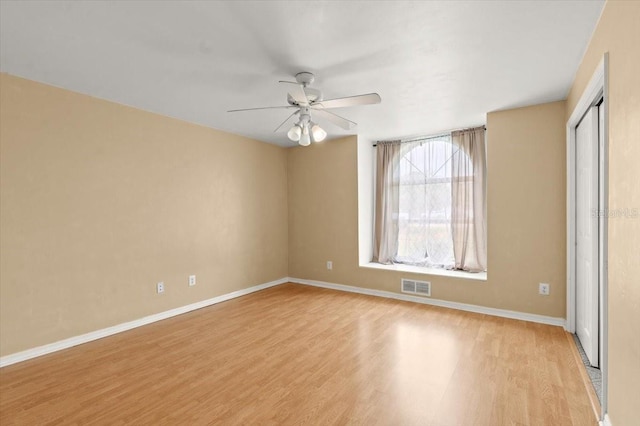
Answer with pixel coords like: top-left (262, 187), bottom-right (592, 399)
top-left (311, 124), bottom-right (327, 142)
top-left (299, 123), bottom-right (311, 146)
top-left (287, 125), bottom-right (302, 141)
top-left (299, 131), bottom-right (311, 146)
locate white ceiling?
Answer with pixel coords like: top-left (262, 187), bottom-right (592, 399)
top-left (0, 1), bottom-right (604, 147)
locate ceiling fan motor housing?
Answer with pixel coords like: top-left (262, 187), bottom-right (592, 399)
top-left (287, 87), bottom-right (322, 105)
top-left (287, 72), bottom-right (322, 105)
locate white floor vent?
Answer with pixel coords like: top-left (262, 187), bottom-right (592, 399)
top-left (401, 279), bottom-right (431, 297)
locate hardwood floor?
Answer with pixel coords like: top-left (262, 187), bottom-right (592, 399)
top-left (0, 283), bottom-right (596, 425)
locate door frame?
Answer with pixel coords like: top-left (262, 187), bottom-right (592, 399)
top-left (566, 54), bottom-right (608, 418)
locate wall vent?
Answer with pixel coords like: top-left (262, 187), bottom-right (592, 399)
top-left (401, 279), bottom-right (431, 297)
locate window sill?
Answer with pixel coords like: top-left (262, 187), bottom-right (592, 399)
top-left (360, 262), bottom-right (487, 281)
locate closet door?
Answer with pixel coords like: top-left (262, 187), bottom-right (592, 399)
top-left (575, 106), bottom-right (599, 367)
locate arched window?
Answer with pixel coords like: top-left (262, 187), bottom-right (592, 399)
top-left (373, 127), bottom-right (485, 272)
top-left (394, 136), bottom-right (472, 267)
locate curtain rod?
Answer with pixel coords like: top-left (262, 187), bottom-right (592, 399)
top-left (372, 125), bottom-right (486, 147)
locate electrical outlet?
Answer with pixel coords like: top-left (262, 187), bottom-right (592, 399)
top-left (539, 283), bottom-right (550, 296)
top-left (157, 282), bottom-right (165, 294)
top-left (326, 261), bottom-right (333, 270)
top-left (189, 275), bottom-right (196, 287)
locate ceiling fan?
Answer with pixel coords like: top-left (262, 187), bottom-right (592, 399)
top-left (228, 72), bottom-right (381, 146)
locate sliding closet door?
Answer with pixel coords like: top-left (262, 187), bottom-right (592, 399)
top-left (575, 106), bottom-right (599, 367)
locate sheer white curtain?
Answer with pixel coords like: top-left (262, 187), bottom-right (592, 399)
top-left (394, 138), bottom-right (455, 267)
top-left (451, 127), bottom-right (487, 272)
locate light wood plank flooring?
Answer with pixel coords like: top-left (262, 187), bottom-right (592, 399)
top-left (0, 283), bottom-right (596, 425)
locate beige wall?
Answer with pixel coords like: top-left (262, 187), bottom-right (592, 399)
top-left (566, 1), bottom-right (640, 424)
top-left (0, 74), bottom-right (289, 356)
top-left (288, 100), bottom-right (567, 318)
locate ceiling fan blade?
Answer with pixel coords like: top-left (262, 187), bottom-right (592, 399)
top-left (279, 81), bottom-right (309, 106)
top-left (311, 108), bottom-right (357, 130)
top-left (227, 106), bottom-right (296, 113)
top-left (315, 93), bottom-right (381, 109)
top-left (273, 110), bottom-right (300, 133)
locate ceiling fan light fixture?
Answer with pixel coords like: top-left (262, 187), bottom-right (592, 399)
top-left (228, 72), bottom-right (381, 146)
top-left (287, 124), bottom-right (302, 142)
top-left (311, 123), bottom-right (327, 142)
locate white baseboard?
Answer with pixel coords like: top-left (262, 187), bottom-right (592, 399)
top-left (0, 277), bottom-right (288, 368)
top-left (600, 413), bottom-right (612, 426)
top-left (1, 276), bottom-right (567, 368)
top-left (289, 277), bottom-right (566, 327)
